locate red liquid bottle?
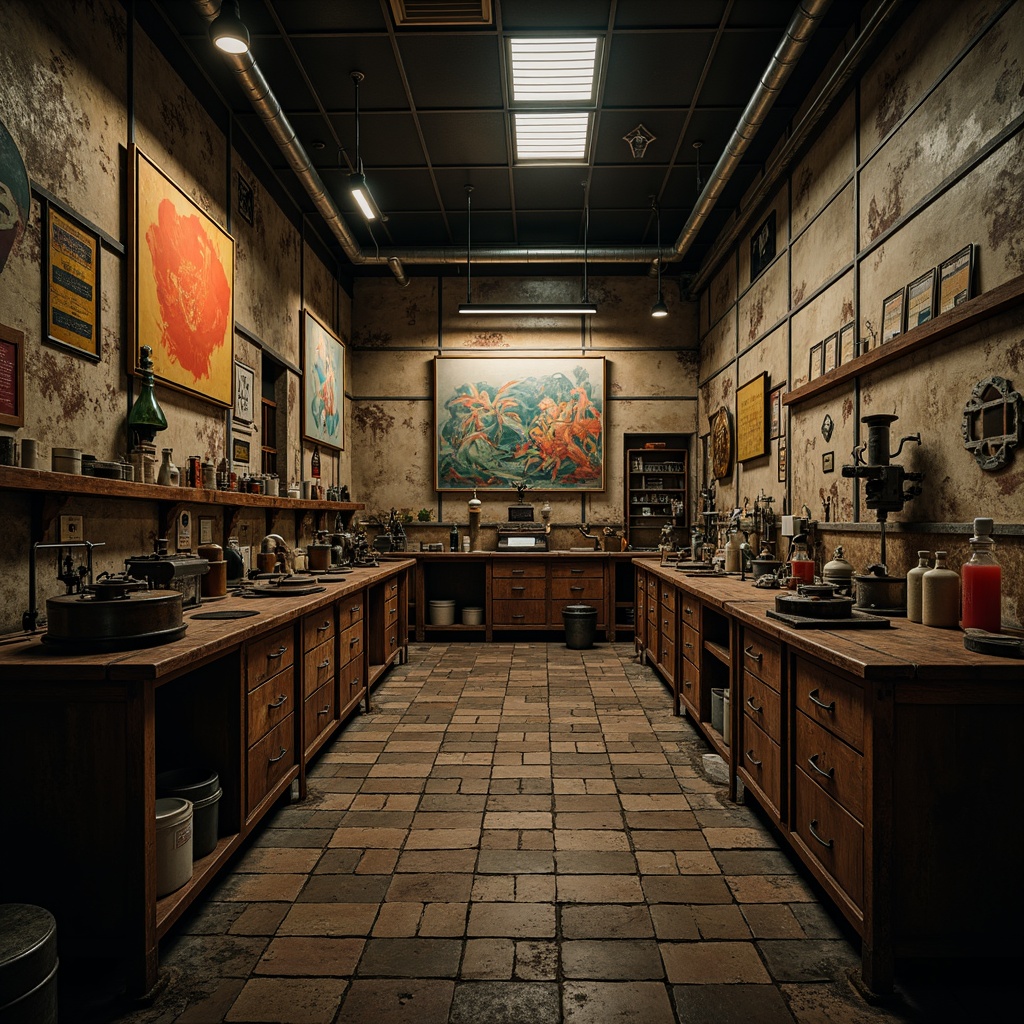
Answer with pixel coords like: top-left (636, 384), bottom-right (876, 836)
top-left (961, 517), bottom-right (1001, 632)
top-left (789, 535), bottom-right (815, 588)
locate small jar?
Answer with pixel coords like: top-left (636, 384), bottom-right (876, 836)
top-left (922, 551), bottom-right (960, 628)
top-left (906, 550), bottom-right (931, 623)
top-left (961, 517), bottom-right (1001, 633)
top-left (789, 536), bottom-right (814, 589)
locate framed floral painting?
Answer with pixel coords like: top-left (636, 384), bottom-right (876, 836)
top-left (302, 311), bottom-right (345, 451)
top-left (129, 146), bottom-right (234, 406)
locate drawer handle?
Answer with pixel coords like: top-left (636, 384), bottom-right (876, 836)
top-left (318, 704), bottom-right (331, 716)
top-left (268, 747), bottom-right (288, 764)
top-left (808, 753), bottom-right (834, 780)
top-left (267, 645), bottom-right (287, 660)
top-left (317, 621), bottom-right (330, 633)
top-left (571, 586), bottom-right (584, 592)
top-left (746, 696), bottom-right (762, 714)
top-left (663, 619), bottom-right (669, 628)
top-left (350, 604), bottom-right (360, 613)
top-left (350, 637), bottom-right (360, 647)
top-left (684, 642), bottom-right (693, 650)
top-left (390, 637), bottom-right (396, 646)
top-left (662, 591), bottom-right (669, 600)
top-left (683, 680), bottom-right (692, 690)
top-left (743, 645), bottom-right (762, 664)
top-left (512, 586), bottom-right (526, 592)
top-left (512, 569), bottom-right (525, 576)
top-left (684, 606), bottom-right (693, 614)
top-left (352, 677), bottom-right (360, 689)
top-left (744, 749), bottom-right (762, 767)
top-left (268, 694), bottom-right (288, 709)
top-left (318, 658), bottom-right (330, 670)
top-left (808, 688), bottom-right (836, 713)
top-left (808, 819), bottom-right (834, 849)
top-left (512, 614), bottom-right (525, 620)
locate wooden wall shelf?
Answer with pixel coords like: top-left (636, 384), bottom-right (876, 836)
top-left (783, 272), bottom-right (1024, 408)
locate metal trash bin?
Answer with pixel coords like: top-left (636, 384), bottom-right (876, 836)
top-left (562, 604), bottom-right (597, 650)
top-left (0, 904), bottom-right (59, 1024)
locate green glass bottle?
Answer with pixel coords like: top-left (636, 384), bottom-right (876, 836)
top-left (128, 345), bottom-right (168, 445)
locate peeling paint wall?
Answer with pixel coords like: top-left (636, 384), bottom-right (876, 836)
top-left (696, 0), bottom-right (1024, 628)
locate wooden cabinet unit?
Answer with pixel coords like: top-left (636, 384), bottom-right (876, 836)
top-left (632, 559), bottom-right (1023, 995)
top-left (549, 559), bottom-right (605, 625)
top-left (625, 445), bottom-right (688, 550)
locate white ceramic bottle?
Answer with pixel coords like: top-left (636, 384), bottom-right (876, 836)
top-left (906, 550), bottom-right (931, 623)
top-left (922, 551), bottom-right (960, 628)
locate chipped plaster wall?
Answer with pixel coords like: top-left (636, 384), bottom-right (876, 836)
top-left (350, 274), bottom-right (699, 546)
top-left (0, 1), bottom-right (346, 634)
top-left (696, 0), bottom-right (1024, 628)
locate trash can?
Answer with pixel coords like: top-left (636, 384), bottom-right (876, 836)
top-left (0, 904), bottom-right (59, 1024)
top-left (711, 688), bottom-right (725, 733)
top-left (562, 604), bottom-right (597, 650)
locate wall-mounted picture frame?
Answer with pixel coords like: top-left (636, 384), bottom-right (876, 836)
top-left (129, 145), bottom-right (234, 407)
top-left (809, 341), bottom-right (823, 381)
top-left (736, 371), bottom-right (768, 462)
top-left (302, 310), bottom-right (345, 451)
top-left (881, 288), bottom-right (905, 343)
top-left (822, 451), bottom-right (834, 473)
top-left (435, 355), bottom-right (606, 491)
top-left (750, 209), bottom-right (776, 282)
top-left (777, 438), bottom-right (787, 484)
top-left (906, 268), bottom-right (937, 329)
top-left (709, 405), bottom-right (732, 480)
top-left (823, 332), bottom-right (839, 374)
top-left (234, 360), bottom-right (255, 424)
top-left (769, 385), bottom-right (784, 439)
top-left (0, 323), bottom-right (25, 428)
top-left (839, 322), bottom-right (856, 364)
top-left (938, 244), bottom-right (974, 314)
top-left (42, 198), bottom-right (101, 362)
top-left (198, 516), bottom-right (214, 545)
top-left (232, 436), bottom-right (251, 465)
top-left (237, 172), bottom-right (255, 226)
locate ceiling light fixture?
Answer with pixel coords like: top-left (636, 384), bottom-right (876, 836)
top-left (209, 0), bottom-right (250, 54)
top-left (348, 71), bottom-right (386, 222)
top-left (651, 197), bottom-right (668, 319)
top-left (459, 183), bottom-right (597, 316)
top-left (623, 124), bottom-right (655, 160)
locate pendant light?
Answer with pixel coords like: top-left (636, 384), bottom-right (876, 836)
top-left (348, 71), bottom-right (386, 222)
top-left (209, 0), bottom-right (250, 54)
top-left (651, 196), bottom-right (668, 319)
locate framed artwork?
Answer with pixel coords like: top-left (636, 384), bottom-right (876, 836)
top-left (130, 146), bottom-right (234, 407)
top-left (839, 322), bottom-right (856, 364)
top-left (237, 172), bottom-right (255, 226)
top-left (823, 332), bottom-right (839, 374)
top-left (777, 438), bottom-right (787, 483)
top-left (881, 288), bottom-right (905, 343)
top-left (822, 451), bottom-right (835, 473)
top-left (906, 268), bottom-right (937, 329)
top-left (234, 360), bottom-right (255, 424)
top-left (0, 323), bottom-right (25, 428)
top-left (709, 406), bottom-right (732, 480)
top-left (809, 342), bottom-right (823, 381)
top-left (302, 310), bottom-right (345, 451)
top-left (232, 436), bottom-right (251, 465)
top-left (198, 516), bottom-right (214, 545)
top-left (769, 385), bottom-right (784, 439)
top-left (750, 210), bottom-right (776, 282)
top-left (736, 371), bottom-right (768, 462)
top-left (42, 198), bottom-right (101, 361)
top-left (938, 245), bottom-right (974, 314)
top-left (435, 355), bottom-right (605, 491)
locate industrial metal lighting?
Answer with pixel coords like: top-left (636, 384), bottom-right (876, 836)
top-left (651, 197), bottom-right (668, 318)
top-left (209, 0), bottom-right (250, 54)
top-left (348, 71), bottom-right (386, 222)
top-left (458, 184), bottom-right (597, 316)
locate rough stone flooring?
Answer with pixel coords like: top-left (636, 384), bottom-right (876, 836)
top-left (65, 642), bottom-right (1018, 1024)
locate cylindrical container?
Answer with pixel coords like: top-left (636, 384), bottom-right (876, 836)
top-left (724, 531), bottom-right (742, 573)
top-left (157, 770), bottom-right (221, 859)
top-left (0, 904), bottom-right (59, 1024)
top-left (962, 517), bottom-right (1001, 633)
top-left (187, 456), bottom-right (202, 487)
top-left (308, 544), bottom-right (331, 571)
top-left (302, 480), bottom-right (313, 500)
top-left (922, 552), bottom-right (960, 628)
top-left (429, 599), bottom-right (456, 625)
top-left (906, 550), bottom-right (931, 623)
top-left (711, 687), bottom-right (725, 733)
top-left (562, 604), bottom-right (597, 649)
top-left (722, 689), bottom-right (731, 747)
top-left (199, 543), bottom-right (226, 598)
top-left (51, 447), bottom-right (81, 474)
top-left (265, 476), bottom-right (279, 496)
top-left (0, 436), bottom-right (16, 466)
top-left (202, 462), bottom-right (216, 489)
top-left (155, 797), bottom-right (193, 896)
top-left (20, 438), bottom-right (39, 470)
top-left (462, 606), bottom-right (483, 625)
top-left (157, 448), bottom-right (178, 486)
top-left (257, 551), bottom-right (277, 574)
top-left (462, 537), bottom-right (470, 552)
top-left (789, 538), bottom-right (814, 588)
top-left (822, 547), bottom-right (855, 596)
top-left (449, 523), bottom-right (459, 551)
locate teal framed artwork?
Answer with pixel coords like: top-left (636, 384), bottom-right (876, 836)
top-left (434, 355), bottom-right (606, 491)
top-left (301, 310), bottom-right (344, 451)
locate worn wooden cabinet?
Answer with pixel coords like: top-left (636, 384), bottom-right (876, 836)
top-left (625, 446), bottom-right (687, 549)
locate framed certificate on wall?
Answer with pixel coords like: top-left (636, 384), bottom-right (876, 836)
top-left (736, 372), bottom-right (768, 462)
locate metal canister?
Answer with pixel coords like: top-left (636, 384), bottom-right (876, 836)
top-left (187, 455), bottom-right (202, 487)
top-left (202, 461), bottom-right (216, 488)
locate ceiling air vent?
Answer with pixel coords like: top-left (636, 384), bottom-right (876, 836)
top-left (388, 0), bottom-right (493, 26)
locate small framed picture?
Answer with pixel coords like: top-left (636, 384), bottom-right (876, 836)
top-left (809, 342), bottom-right (823, 381)
top-left (769, 385), bottom-right (784, 439)
top-left (198, 516), bottom-right (214, 545)
top-left (641, 506), bottom-right (651, 517)
top-left (232, 436), bottom-right (251, 465)
top-left (777, 438), bottom-right (787, 484)
top-left (881, 288), bottom-right (905, 343)
top-left (822, 451), bottom-right (834, 474)
top-left (938, 244), bottom-right (974, 314)
top-left (823, 332), bottom-right (839, 374)
top-left (234, 360), bottom-right (255, 424)
top-left (839, 321), bottom-right (856, 363)
top-left (237, 172), bottom-right (255, 226)
top-left (906, 268), bottom-right (937, 329)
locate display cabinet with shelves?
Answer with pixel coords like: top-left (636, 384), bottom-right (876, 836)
top-left (625, 446), bottom-right (688, 549)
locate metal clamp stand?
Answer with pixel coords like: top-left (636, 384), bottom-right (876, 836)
top-left (23, 540), bottom-right (105, 632)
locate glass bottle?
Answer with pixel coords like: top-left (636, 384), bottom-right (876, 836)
top-left (789, 535), bottom-right (814, 588)
top-left (962, 518), bottom-right (1001, 632)
top-left (449, 521), bottom-right (459, 552)
top-left (127, 345), bottom-right (168, 445)
top-left (922, 551), bottom-right (960, 628)
top-left (906, 550), bottom-right (931, 623)
top-left (157, 448), bottom-right (179, 487)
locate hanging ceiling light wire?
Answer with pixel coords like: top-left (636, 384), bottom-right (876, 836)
top-left (651, 196), bottom-right (668, 319)
top-left (348, 71), bottom-right (386, 222)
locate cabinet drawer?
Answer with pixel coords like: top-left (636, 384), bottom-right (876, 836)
top-left (679, 597), bottom-right (700, 630)
top-left (493, 600), bottom-right (546, 626)
top-left (794, 766), bottom-right (864, 910)
top-left (549, 598), bottom-right (605, 625)
top-left (246, 625), bottom-right (295, 691)
top-left (679, 656), bottom-right (700, 715)
top-left (551, 577), bottom-right (603, 601)
top-left (793, 659), bottom-right (864, 752)
top-left (304, 679), bottom-right (336, 752)
top-left (386, 595), bottom-right (399, 624)
top-left (341, 654), bottom-right (364, 706)
top-left (385, 577), bottom-right (401, 600)
top-left (740, 627), bottom-right (781, 691)
top-left (659, 609), bottom-right (676, 644)
top-left (742, 670), bottom-right (781, 743)
top-left (303, 637), bottom-right (334, 699)
top-left (340, 620), bottom-right (364, 669)
top-left (551, 561), bottom-right (603, 579)
top-left (493, 561), bottom-right (545, 579)
top-left (338, 593), bottom-right (364, 630)
top-left (247, 668), bottom-right (294, 744)
top-left (646, 574), bottom-right (658, 598)
top-left (646, 601), bottom-right (658, 629)
top-left (247, 713), bottom-right (295, 814)
top-left (384, 624), bottom-right (400, 660)
top-left (739, 716), bottom-right (781, 816)
top-left (794, 710), bottom-right (865, 821)
top-left (658, 585), bottom-right (676, 612)
top-left (680, 622), bottom-right (698, 662)
top-left (302, 609), bottom-right (335, 652)
top-left (493, 578), bottom-right (546, 601)
top-left (658, 636), bottom-right (675, 678)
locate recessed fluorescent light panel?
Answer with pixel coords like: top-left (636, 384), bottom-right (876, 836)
top-left (509, 37), bottom-right (599, 162)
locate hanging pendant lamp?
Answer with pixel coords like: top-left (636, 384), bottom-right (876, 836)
top-left (651, 197), bottom-right (668, 318)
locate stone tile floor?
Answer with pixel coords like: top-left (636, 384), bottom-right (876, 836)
top-left (63, 642), bottom-right (1020, 1023)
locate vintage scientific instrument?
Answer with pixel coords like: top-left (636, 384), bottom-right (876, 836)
top-left (125, 537), bottom-right (210, 610)
top-left (767, 581), bottom-right (890, 629)
top-left (496, 493), bottom-right (548, 551)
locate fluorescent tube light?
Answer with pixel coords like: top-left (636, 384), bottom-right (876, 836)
top-left (510, 38), bottom-right (598, 102)
top-left (349, 173), bottom-right (385, 222)
top-left (514, 112), bottom-right (591, 162)
top-left (458, 302), bottom-right (597, 315)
